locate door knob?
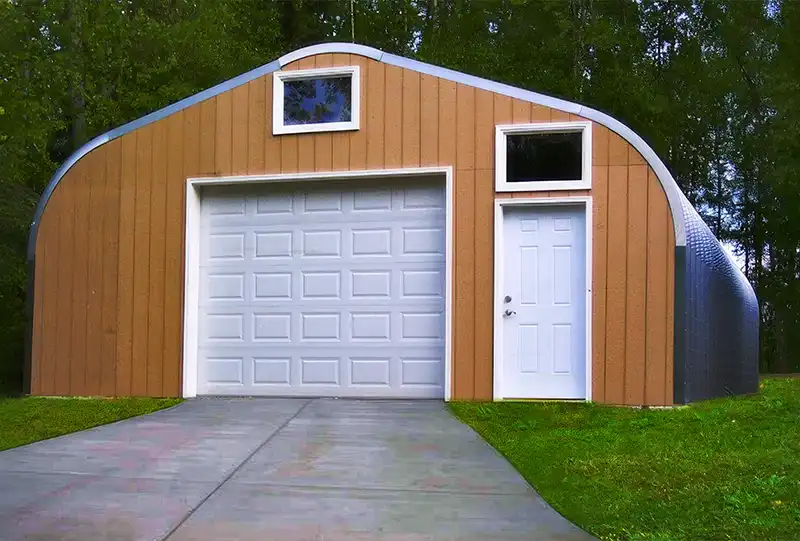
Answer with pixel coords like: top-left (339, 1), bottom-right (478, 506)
top-left (503, 309), bottom-right (516, 317)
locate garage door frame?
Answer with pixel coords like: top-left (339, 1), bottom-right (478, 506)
top-left (181, 167), bottom-right (454, 400)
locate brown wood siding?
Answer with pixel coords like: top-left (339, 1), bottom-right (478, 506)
top-left (31, 54), bottom-right (676, 404)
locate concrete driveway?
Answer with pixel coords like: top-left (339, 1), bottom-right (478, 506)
top-left (0, 399), bottom-right (595, 540)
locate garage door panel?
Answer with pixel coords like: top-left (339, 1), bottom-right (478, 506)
top-left (198, 182), bottom-right (446, 398)
top-left (199, 264), bottom-right (443, 306)
top-left (200, 225), bottom-right (445, 264)
top-left (197, 308), bottom-right (444, 345)
top-left (199, 347), bottom-right (444, 396)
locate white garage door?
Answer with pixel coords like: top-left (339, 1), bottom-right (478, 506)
top-left (197, 180), bottom-right (446, 398)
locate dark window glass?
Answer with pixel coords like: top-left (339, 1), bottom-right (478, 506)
top-left (283, 76), bottom-right (352, 125)
top-left (506, 132), bottom-right (582, 182)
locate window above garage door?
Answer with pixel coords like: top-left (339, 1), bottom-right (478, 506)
top-left (272, 66), bottom-right (360, 135)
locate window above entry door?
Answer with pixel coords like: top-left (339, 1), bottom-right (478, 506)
top-left (495, 121), bottom-right (592, 192)
top-left (273, 66), bottom-right (360, 135)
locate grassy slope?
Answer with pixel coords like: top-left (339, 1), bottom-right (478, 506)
top-left (449, 377), bottom-right (800, 541)
top-left (0, 396), bottom-right (182, 451)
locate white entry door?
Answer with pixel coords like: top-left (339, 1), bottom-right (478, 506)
top-left (501, 205), bottom-right (587, 399)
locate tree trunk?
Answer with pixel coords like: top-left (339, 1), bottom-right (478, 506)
top-left (67, 0), bottom-right (87, 150)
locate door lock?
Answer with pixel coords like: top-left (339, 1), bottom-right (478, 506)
top-left (503, 309), bottom-right (516, 317)
top-left (504, 295), bottom-right (512, 303)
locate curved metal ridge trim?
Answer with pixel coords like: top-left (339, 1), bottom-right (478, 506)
top-left (26, 59), bottom-right (280, 262)
top-left (278, 43), bottom-right (383, 66)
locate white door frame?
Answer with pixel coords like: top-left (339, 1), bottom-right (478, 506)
top-left (493, 196), bottom-right (593, 401)
top-left (182, 166), bottom-right (454, 400)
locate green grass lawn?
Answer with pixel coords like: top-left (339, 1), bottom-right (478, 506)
top-left (449, 377), bottom-right (800, 541)
top-left (0, 396), bottom-right (182, 452)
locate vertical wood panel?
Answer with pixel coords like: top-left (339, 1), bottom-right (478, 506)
top-left (438, 80), bottom-right (457, 165)
top-left (630, 146), bottom-right (646, 165)
top-left (605, 165), bottom-right (628, 403)
top-left (332, 132), bottom-right (350, 170)
top-left (512, 100), bottom-right (530, 123)
top-left (402, 69), bottom-right (420, 167)
top-left (366, 61), bottom-right (385, 168)
top-left (264, 75), bottom-right (282, 173)
top-left (314, 132), bottom-right (333, 171)
top-left (609, 132), bottom-right (629, 166)
top-left (474, 90), bottom-right (494, 399)
top-left (85, 152), bottom-right (106, 395)
top-left (147, 121), bottom-right (167, 396)
top-left (384, 65), bottom-right (403, 168)
top-left (281, 136), bottom-right (299, 173)
top-left (247, 78), bottom-right (265, 174)
top-left (591, 166), bottom-right (609, 403)
top-left (456, 85), bottom-right (475, 170)
top-left (645, 169), bottom-right (668, 405)
top-left (314, 53), bottom-right (333, 68)
top-left (549, 108), bottom-right (570, 121)
top-left (183, 105), bottom-right (202, 179)
top-left (666, 215), bottom-right (676, 404)
top-left (349, 55), bottom-right (368, 169)
top-left (161, 115), bottom-right (185, 396)
top-left (474, 90), bottom-right (494, 170)
top-left (215, 93), bottom-right (232, 174)
top-left (39, 196), bottom-right (60, 395)
top-left (473, 168), bottom-right (493, 399)
top-left (625, 165), bottom-right (648, 405)
top-left (54, 189), bottom-right (74, 395)
top-left (454, 169), bottom-right (476, 399)
top-left (100, 141), bottom-right (121, 395)
top-left (297, 134), bottom-right (315, 172)
top-left (331, 53), bottom-right (350, 67)
top-left (420, 74), bottom-right (439, 166)
top-left (311, 54), bottom-right (333, 172)
top-left (70, 160), bottom-right (90, 395)
top-left (199, 100), bottom-right (216, 174)
top-left (331, 54), bottom-right (350, 170)
top-left (116, 134), bottom-right (136, 396)
top-left (494, 94), bottom-right (513, 125)
top-left (297, 57), bottom-right (315, 69)
top-left (531, 104), bottom-right (550, 122)
top-left (131, 125), bottom-right (152, 396)
top-left (592, 124), bottom-right (609, 167)
top-left (231, 84), bottom-right (249, 175)
top-left (31, 221), bottom-right (46, 393)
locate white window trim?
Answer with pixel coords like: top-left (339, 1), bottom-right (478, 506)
top-left (493, 196), bottom-right (593, 401)
top-left (495, 121), bottom-right (592, 192)
top-left (182, 167), bottom-right (454, 401)
top-left (272, 65), bottom-right (360, 135)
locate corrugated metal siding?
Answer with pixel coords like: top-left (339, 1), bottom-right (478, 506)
top-left (674, 194), bottom-right (759, 403)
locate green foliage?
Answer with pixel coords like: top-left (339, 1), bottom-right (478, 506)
top-left (0, 396), bottom-right (182, 451)
top-left (0, 0), bottom-right (798, 392)
top-left (450, 377), bottom-right (800, 541)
